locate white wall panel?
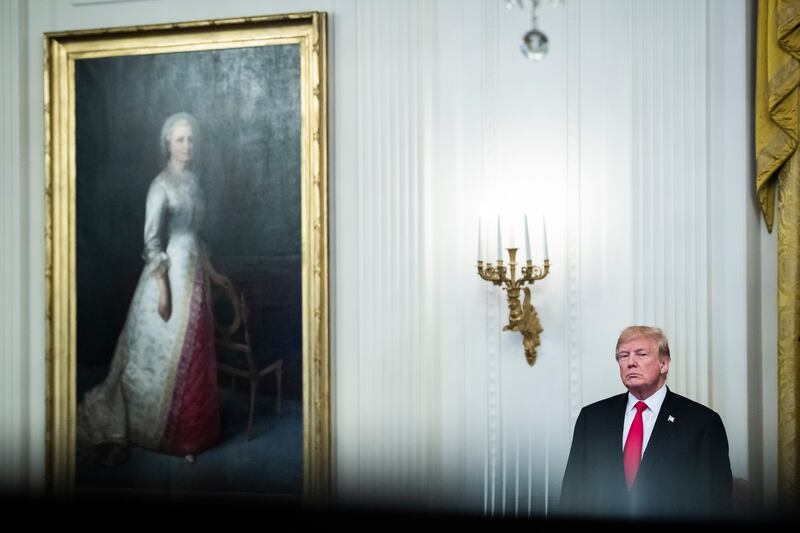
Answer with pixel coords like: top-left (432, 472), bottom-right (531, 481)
top-left (340, 0), bottom-right (438, 506)
top-left (707, 0), bottom-right (756, 485)
top-left (0, 0), bottom-right (28, 495)
top-left (631, 0), bottom-right (711, 405)
top-left (433, 0), bottom-right (488, 513)
top-left (575, 0), bottom-right (635, 409)
top-left (564, 0), bottom-right (582, 433)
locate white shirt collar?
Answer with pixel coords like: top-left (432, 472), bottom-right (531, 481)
top-left (626, 383), bottom-right (668, 414)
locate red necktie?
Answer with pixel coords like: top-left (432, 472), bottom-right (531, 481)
top-left (623, 401), bottom-right (648, 490)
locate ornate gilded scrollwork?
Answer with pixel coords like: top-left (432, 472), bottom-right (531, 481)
top-left (478, 248), bottom-right (549, 366)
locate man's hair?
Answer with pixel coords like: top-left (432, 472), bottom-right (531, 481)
top-left (615, 325), bottom-right (671, 360)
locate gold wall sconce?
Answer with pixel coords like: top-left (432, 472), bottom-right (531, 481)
top-left (477, 215), bottom-right (549, 366)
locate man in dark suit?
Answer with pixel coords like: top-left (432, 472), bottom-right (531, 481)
top-left (559, 326), bottom-right (732, 521)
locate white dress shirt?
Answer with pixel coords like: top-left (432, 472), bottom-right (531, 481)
top-left (621, 383), bottom-right (668, 456)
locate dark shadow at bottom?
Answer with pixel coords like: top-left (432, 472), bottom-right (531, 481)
top-left (0, 493), bottom-right (797, 532)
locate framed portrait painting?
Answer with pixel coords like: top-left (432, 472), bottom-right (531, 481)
top-left (44, 12), bottom-right (329, 501)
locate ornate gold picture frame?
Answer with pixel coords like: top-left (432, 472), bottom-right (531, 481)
top-left (45, 12), bottom-right (329, 501)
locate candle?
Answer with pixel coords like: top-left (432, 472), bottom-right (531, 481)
top-left (542, 215), bottom-right (549, 261)
top-left (477, 216), bottom-right (482, 262)
top-left (497, 215), bottom-right (502, 261)
top-left (524, 214), bottom-right (531, 262)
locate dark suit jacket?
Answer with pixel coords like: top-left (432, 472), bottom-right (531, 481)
top-left (559, 387), bottom-right (732, 521)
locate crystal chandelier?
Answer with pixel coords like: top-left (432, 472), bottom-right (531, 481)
top-left (505, 0), bottom-right (564, 61)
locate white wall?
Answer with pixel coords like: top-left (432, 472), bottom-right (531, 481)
top-left (0, 0), bottom-right (36, 494)
top-left (0, 0), bottom-right (773, 516)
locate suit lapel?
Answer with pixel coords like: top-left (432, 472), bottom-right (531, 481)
top-left (607, 393), bottom-right (628, 488)
top-left (635, 388), bottom-right (682, 485)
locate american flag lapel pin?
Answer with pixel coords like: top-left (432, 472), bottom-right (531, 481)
top-left (668, 415), bottom-right (675, 423)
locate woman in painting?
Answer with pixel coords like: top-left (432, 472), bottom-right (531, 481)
top-left (77, 112), bottom-right (230, 465)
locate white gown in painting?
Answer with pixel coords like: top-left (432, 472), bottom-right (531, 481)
top-left (77, 167), bottom-right (220, 459)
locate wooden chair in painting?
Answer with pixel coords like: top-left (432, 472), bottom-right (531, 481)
top-left (212, 276), bottom-right (283, 441)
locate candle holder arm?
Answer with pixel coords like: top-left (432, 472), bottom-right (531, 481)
top-left (477, 261), bottom-right (508, 286)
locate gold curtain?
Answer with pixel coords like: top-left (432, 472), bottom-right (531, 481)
top-left (756, 0), bottom-right (800, 508)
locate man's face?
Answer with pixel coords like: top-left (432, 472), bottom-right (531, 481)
top-left (616, 335), bottom-right (669, 398)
